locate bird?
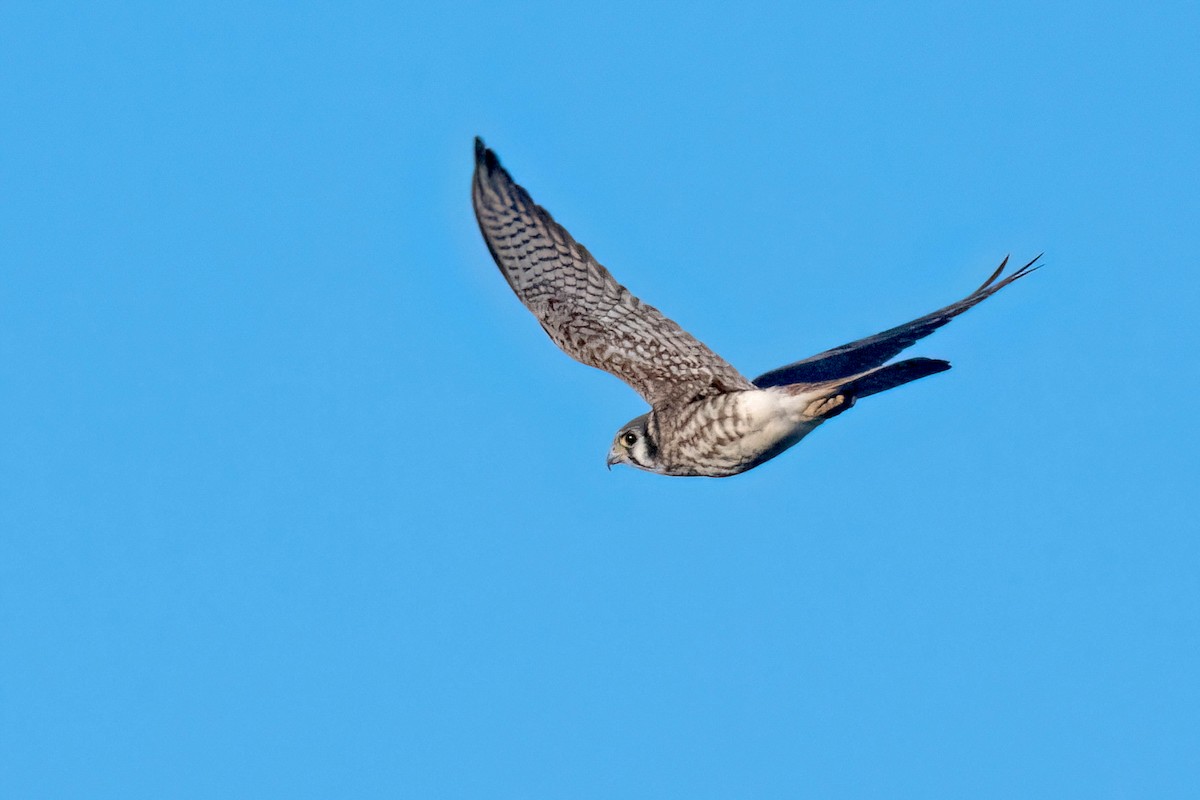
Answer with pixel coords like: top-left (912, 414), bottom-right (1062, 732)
top-left (471, 137), bottom-right (1040, 478)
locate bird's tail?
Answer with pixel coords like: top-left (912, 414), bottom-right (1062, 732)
top-left (785, 357), bottom-right (951, 420)
top-left (834, 357), bottom-right (951, 399)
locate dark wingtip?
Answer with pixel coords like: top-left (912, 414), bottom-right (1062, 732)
top-left (975, 255), bottom-right (1010, 293)
top-left (1000, 252), bottom-right (1045, 287)
top-left (975, 252), bottom-right (1048, 295)
top-left (474, 136), bottom-right (499, 171)
top-left (1021, 252), bottom-right (1045, 273)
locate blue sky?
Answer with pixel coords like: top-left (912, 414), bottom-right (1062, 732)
top-left (3, 2), bottom-right (1198, 797)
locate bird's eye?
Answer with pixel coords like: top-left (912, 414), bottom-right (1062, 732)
top-left (622, 431), bottom-right (638, 447)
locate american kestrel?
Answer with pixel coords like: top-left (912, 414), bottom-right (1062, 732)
top-left (472, 138), bottom-right (1040, 477)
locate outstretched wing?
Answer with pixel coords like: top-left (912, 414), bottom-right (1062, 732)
top-left (753, 255), bottom-right (1042, 388)
top-left (473, 138), bottom-right (754, 406)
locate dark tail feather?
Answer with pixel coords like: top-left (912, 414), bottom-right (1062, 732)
top-left (839, 357), bottom-right (951, 399)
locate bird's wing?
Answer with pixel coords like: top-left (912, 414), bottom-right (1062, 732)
top-left (473, 138), bottom-right (755, 406)
top-left (753, 255), bottom-right (1042, 388)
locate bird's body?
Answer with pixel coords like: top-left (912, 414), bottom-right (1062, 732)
top-left (621, 388), bottom-right (831, 477)
top-left (472, 138), bottom-right (1040, 477)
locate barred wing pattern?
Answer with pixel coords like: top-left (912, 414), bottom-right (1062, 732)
top-left (473, 138), bottom-right (754, 406)
top-left (753, 255), bottom-right (1042, 388)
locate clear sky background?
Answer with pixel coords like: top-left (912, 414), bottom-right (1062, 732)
top-left (3, 2), bottom-right (1198, 797)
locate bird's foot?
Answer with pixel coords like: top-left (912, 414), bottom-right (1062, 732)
top-left (805, 393), bottom-right (854, 420)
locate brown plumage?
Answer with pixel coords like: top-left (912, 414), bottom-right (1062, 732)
top-left (472, 138), bottom-right (1041, 477)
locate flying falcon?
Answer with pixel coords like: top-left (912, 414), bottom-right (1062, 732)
top-left (472, 138), bottom-right (1040, 477)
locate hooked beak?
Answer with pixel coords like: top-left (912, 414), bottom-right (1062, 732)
top-left (606, 450), bottom-right (621, 471)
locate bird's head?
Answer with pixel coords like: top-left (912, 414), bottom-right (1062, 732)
top-left (606, 413), bottom-right (663, 474)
